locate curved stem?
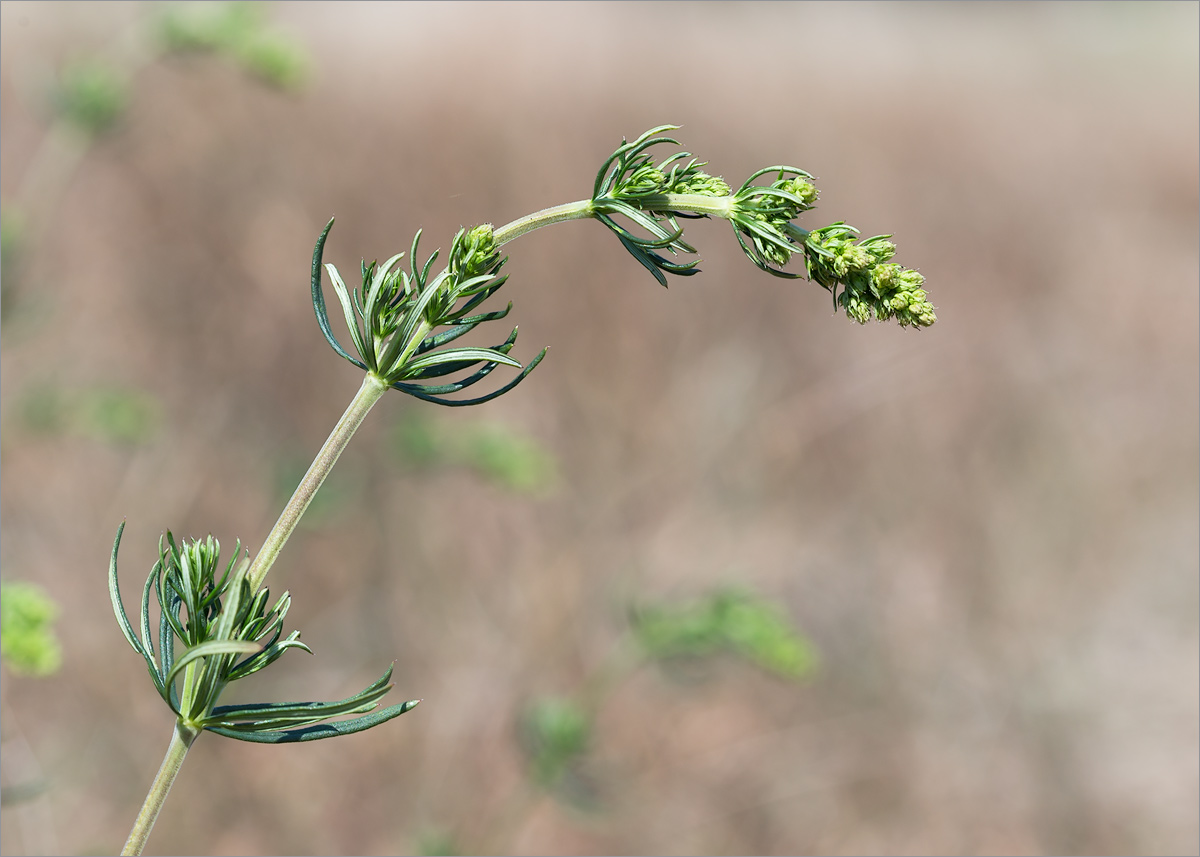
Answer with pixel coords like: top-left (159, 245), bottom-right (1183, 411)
top-left (246, 373), bottom-right (389, 592)
top-left (493, 199), bottom-right (595, 246)
top-left (493, 193), bottom-right (743, 250)
top-left (122, 722), bottom-right (200, 856)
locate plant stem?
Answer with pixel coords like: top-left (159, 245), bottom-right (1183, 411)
top-left (493, 192), bottom-right (740, 248)
top-left (493, 199), bottom-right (595, 246)
top-left (634, 192), bottom-right (736, 219)
top-left (246, 372), bottom-right (389, 592)
top-left (122, 721), bottom-right (200, 856)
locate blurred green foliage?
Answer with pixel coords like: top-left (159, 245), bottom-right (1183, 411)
top-left (393, 412), bottom-right (558, 495)
top-left (631, 588), bottom-right (817, 680)
top-left (459, 425), bottom-right (557, 494)
top-left (413, 828), bottom-right (460, 857)
top-left (393, 411), bottom-right (441, 465)
top-left (520, 696), bottom-right (592, 790)
top-left (510, 587), bottom-right (815, 817)
top-left (20, 384), bottom-right (161, 445)
top-left (1, 207), bottom-right (25, 322)
top-left (56, 59), bottom-right (128, 135)
top-left (157, 1), bottom-right (307, 90)
top-left (1, 581), bottom-right (63, 676)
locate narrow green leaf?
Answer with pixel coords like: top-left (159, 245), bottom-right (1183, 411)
top-left (210, 662), bottom-right (398, 723)
top-left (400, 347), bottom-right (548, 407)
top-left (226, 636), bottom-right (312, 681)
top-left (214, 663), bottom-right (397, 720)
top-left (207, 706), bottom-right (379, 731)
top-left (450, 303), bottom-right (513, 328)
top-left (405, 328), bottom-right (519, 383)
top-left (326, 262), bottom-right (370, 367)
top-left (596, 202), bottom-right (680, 246)
top-left (738, 186), bottom-right (807, 208)
top-left (445, 279), bottom-right (508, 322)
top-left (417, 242), bottom-right (439, 288)
top-left (736, 218), bottom-right (795, 253)
top-left (616, 235), bottom-right (669, 287)
top-left (164, 640), bottom-right (260, 689)
top-left (398, 354), bottom-right (509, 392)
top-left (738, 165), bottom-right (813, 192)
top-left (363, 251), bottom-right (405, 327)
top-left (138, 562), bottom-right (163, 685)
top-left (400, 270), bottom-right (451, 342)
top-left (309, 218), bottom-right (369, 371)
top-left (417, 320), bottom-right (484, 354)
top-left (159, 591), bottom-right (174, 690)
top-left (205, 700), bottom-right (421, 743)
top-left (157, 566), bottom-right (189, 649)
top-left (209, 694), bottom-right (381, 725)
top-left (404, 347), bottom-right (521, 377)
top-left (107, 523), bottom-right (140, 650)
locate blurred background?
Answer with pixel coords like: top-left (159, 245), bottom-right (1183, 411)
top-left (1, 2), bottom-right (1196, 855)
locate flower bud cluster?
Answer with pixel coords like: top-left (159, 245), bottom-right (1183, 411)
top-left (620, 165), bottom-right (668, 197)
top-left (803, 225), bottom-right (936, 328)
top-left (725, 164), bottom-right (933, 328)
top-left (428, 223), bottom-right (506, 322)
top-left (313, 220), bottom-right (540, 406)
top-left (614, 156), bottom-right (731, 201)
top-left (448, 223), bottom-right (500, 281)
top-left (665, 166), bottom-right (730, 197)
top-left (773, 175), bottom-right (819, 212)
top-left (729, 168), bottom-right (820, 270)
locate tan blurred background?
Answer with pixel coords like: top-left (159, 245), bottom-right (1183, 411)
top-left (1, 2), bottom-right (1197, 855)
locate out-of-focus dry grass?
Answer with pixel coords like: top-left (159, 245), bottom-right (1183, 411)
top-left (1, 2), bottom-right (1196, 855)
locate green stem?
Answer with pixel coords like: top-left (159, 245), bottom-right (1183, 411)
top-left (121, 721), bottom-right (200, 856)
top-left (632, 192), bottom-right (736, 219)
top-left (493, 199), bottom-right (595, 246)
top-left (493, 193), bottom-right (744, 249)
top-left (246, 372), bottom-right (389, 592)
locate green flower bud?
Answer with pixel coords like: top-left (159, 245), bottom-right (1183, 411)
top-left (844, 245), bottom-right (873, 273)
top-left (672, 171), bottom-right (731, 197)
top-left (775, 177), bottom-right (818, 207)
top-left (765, 245), bottom-right (793, 267)
top-left (844, 296), bottom-right (873, 324)
top-left (623, 166), bottom-right (666, 196)
top-left (871, 262), bottom-right (899, 291)
top-left (449, 223), bottom-right (499, 281)
top-left (860, 236), bottom-right (896, 264)
top-left (829, 246), bottom-right (857, 278)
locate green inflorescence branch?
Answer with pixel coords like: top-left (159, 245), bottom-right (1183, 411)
top-left (110, 124), bottom-right (933, 854)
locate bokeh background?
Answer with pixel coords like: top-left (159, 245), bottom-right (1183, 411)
top-left (1, 2), bottom-right (1196, 855)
